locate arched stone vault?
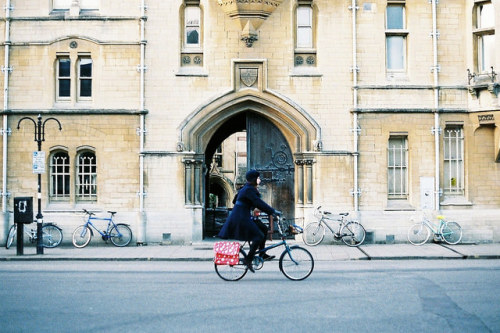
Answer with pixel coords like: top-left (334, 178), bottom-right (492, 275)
top-left (178, 89), bottom-right (321, 154)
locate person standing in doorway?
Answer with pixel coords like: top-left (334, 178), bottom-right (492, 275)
top-left (218, 169), bottom-right (280, 272)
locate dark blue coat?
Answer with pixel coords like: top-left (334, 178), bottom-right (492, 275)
top-left (218, 183), bottom-right (276, 242)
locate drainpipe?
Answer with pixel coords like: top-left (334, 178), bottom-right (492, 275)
top-left (2, 1), bottom-right (12, 231)
top-left (349, 0), bottom-right (360, 212)
top-left (137, 0), bottom-right (147, 244)
top-left (431, 0), bottom-right (440, 211)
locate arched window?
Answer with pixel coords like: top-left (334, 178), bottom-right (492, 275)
top-left (179, 0), bottom-right (204, 72)
top-left (76, 151), bottom-right (97, 201)
top-left (296, 5), bottom-right (313, 49)
top-left (294, 0), bottom-right (317, 69)
top-left (185, 5), bottom-right (200, 47)
top-left (50, 151), bottom-right (70, 200)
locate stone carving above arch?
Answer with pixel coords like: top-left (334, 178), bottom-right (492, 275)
top-left (217, 0), bottom-right (284, 47)
top-left (232, 59), bottom-right (266, 92)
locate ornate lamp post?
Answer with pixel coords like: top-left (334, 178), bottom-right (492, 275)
top-left (17, 114), bottom-right (62, 254)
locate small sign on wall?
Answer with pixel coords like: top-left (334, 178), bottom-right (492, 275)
top-left (420, 177), bottom-right (435, 210)
top-left (32, 151), bottom-right (45, 174)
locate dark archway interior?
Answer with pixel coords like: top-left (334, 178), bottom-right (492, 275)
top-left (204, 112), bottom-right (247, 238)
top-left (204, 112), bottom-right (247, 166)
top-left (209, 182), bottom-right (227, 208)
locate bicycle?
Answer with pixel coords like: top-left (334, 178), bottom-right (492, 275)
top-left (303, 206), bottom-right (366, 247)
top-left (5, 222), bottom-right (63, 249)
top-left (407, 214), bottom-right (462, 245)
top-left (72, 209), bottom-right (132, 248)
top-left (214, 215), bottom-right (314, 281)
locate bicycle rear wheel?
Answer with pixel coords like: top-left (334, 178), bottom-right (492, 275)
top-left (279, 246), bottom-right (314, 281)
top-left (440, 221), bottom-right (462, 245)
top-left (407, 223), bottom-right (430, 245)
top-left (72, 225), bottom-right (92, 248)
top-left (303, 222), bottom-right (325, 246)
top-left (109, 224), bottom-right (132, 247)
top-left (214, 248), bottom-right (248, 281)
top-left (5, 225), bottom-right (16, 249)
top-left (41, 224), bottom-right (63, 248)
top-left (341, 221), bottom-right (366, 247)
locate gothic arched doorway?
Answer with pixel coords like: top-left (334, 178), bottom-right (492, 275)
top-left (204, 112), bottom-right (294, 238)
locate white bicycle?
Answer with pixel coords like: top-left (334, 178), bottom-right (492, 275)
top-left (303, 206), bottom-right (366, 247)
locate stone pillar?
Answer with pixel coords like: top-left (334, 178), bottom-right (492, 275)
top-left (305, 159), bottom-right (315, 204)
top-left (295, 158), bottom-right (315, 205)
top-left (182, 156), bottom-right (204, 206)
top-left (295, 160), bottom-right (305, 204)
top-left (183, 158), bottom-right (195, 205)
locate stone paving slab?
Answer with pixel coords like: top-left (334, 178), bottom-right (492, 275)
top-left (359, 243), bottom-right (463, 260)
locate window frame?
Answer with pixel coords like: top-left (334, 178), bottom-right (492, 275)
top-left (76, 150), bottom-right (97, 202)
top-left (443, 126), bottom-right (465, 196)
top-left (387, 135), bottom-right (409, 200)
top-left (296, 5), bottom-right (313, 49)
top-left (385, 2), bottom-right (408, 72)
top-left (49, 151), bottom-right (71, 201)
top-left (56, 56), bottom-right (71, 101)
top-left (52, 0), bottom-right (71, 10)
top-left (473, 1), bottom-right (495, 73)
top-left (77, 56), bottom-right (93, 100)
top-left (184, 5), bottom-right (201, 49)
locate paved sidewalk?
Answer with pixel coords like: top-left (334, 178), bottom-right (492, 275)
top-left (1, 241), bottom-right (500, 261)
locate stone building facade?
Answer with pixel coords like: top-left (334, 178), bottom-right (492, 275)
top-left (0, 0), bottom-right (499, 245)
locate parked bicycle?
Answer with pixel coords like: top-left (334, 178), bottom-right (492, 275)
top-left (407, 214), bottom-right (462, 245)
top-left (5, 222), bottom-right (63, 249)
top-left (214, 214), bottom-right (314, 281)
top-left (72, 209), bottom-right (132, 248)
top-left (303, 206), bottom-right (366, 247)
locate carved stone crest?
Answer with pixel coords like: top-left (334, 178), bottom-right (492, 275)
top-left (240, 68), bottom-right (258, 87)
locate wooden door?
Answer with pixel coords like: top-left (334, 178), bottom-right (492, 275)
top-left (247, 113), bottom-right (295, 221)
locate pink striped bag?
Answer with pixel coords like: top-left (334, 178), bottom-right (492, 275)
top-left (213, 241), bottom-right (240, 265)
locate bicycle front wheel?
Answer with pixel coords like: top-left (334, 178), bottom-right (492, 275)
top-left (109, 224), bottom-right (132, 247)
top-left (72, 225), bottom-right (92, 248)
top-left (440, 221), bottom-right (462, 245)
top-left (407, 223), bottom-right (430, 245)
top-left (6, 225), bottom-right (16, 249)
top-left (341, 221), bottom-right (366, 247)
top-left (279, 246), bottom-right (314, 281)
top-left (303, 222), bottom-right (325, 246)
top-left (214, 248), bottom-right (248, 281)
top-left (42, 225), bottom-right (63, 248)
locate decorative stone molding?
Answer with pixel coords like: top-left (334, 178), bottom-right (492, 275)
top-left (216, 0), bottom-right (284, 47)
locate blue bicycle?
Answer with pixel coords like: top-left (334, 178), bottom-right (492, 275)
top-left (72, 209), bottom-right (132, 248)
top-left (214, 215), bottom-right (314, 281)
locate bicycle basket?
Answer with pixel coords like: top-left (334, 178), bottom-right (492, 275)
top-left (288, 224), bottom-right (303, 235)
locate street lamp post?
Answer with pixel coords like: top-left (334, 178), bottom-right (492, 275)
top-left (17, 114), bottom-right (62, 254)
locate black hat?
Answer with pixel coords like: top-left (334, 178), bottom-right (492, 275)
top-left (245, 169), bottom-right (260, 183)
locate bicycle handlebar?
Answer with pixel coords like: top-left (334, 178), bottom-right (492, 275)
top-left (315, 205), bottom-right (349, 217)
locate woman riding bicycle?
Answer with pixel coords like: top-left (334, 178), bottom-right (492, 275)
top-left (217, 169), bottom-right (280, 273)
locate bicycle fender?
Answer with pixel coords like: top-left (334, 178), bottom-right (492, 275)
top-left (282, 245), bottom-right (305, 254)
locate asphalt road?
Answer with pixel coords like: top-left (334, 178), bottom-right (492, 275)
top-left (1, 260), bottom-right (499, 332)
